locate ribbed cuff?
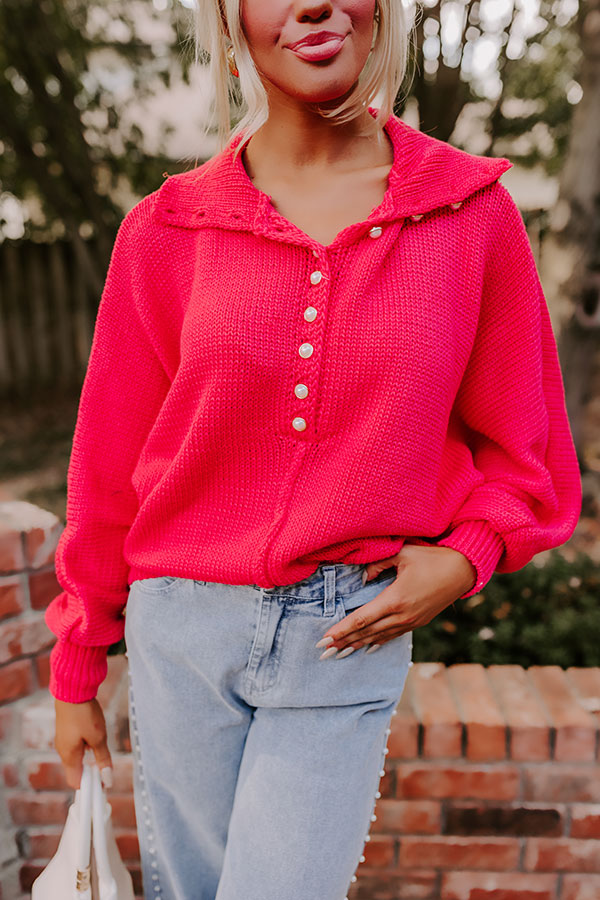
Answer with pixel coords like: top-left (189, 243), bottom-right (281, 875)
top-left (435, 519), bottom-right (505, 599)
top-left (48, 639), bottom-right (110, 703)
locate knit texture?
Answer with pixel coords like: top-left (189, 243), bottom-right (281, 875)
top-left (45, 107), bottom-right (582, 702)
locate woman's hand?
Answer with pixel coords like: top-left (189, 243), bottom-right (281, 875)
top-left (54, 697), bottom-right (114, 791)
top-left (317, 544), bottom-right (477, 655)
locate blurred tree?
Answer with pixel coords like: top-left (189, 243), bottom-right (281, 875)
top-left (0, 0), bottom-right (189, 290)
top-left (396, 0), bottom-right (581, 177)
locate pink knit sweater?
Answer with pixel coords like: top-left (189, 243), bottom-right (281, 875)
top-left (45, 108), bottom-right (582, 702)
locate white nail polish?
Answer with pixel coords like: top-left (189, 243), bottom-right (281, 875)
top-left (101, 767), bottom-right (113, 788)
top-left (319, 646), bottom-right (338, 660)
top-left (315, 635), bottom-right (334, 649)
top-left (336, 646), bottom-right (356, 658)
top-left (361, 569), bottom-right (368, 585)
top-left (366, 643), bottom-right (381, 654)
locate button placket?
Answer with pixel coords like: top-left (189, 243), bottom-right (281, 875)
top-left (291, 259), bottom-right (328, 435)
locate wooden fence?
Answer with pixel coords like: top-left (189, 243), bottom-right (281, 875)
top-left (0, 236), bottom-right (104, 405)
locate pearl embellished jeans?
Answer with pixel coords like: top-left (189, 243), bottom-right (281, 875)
top-left (124, 561), bottom-right (413, 900)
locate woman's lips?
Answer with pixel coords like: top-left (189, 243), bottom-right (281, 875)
top-left (287, 35), bottom-right (346, 61)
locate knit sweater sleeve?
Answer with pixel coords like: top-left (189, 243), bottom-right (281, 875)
top-left (44, 198), bottom-right (171, 702)
top-left (428, 182), bottom-right (582, 599)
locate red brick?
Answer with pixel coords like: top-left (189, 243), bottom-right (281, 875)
top-left (446, 664), bottom-right (507, 761)
top-left (3, 762), bottom-right (19, 787)
top-left (524, 837), bottom-right (600, 872)
top-left (34, 650), bottom-right (51, 687)
top-left (0, 706), bottom-right (13, 739)
top-left (0, 579), bottom-right (24, 620)
top-left (103, 793), bottom-right (136, 828)
top-left (410, 663), bottom-right (463, 758)
top-left (0, 658), bottom-right (34, 703)
top-left (371, 799), bottom-right (441, 834)
top-left (441, 870), bottom-right (557, 900)
top-left (7, 791), bottom-right (70, 825)
top-left (27, 759), bottom-right (68, 791)
top-left (354, 869), bottom-right (438, 899)
top-left (570, 804), bottom-right (600, 838)
top-left (0, 524), bottom-right (25, 573)
top-left (114, 829), bottom-right (140, 861)
top-left (522, 764), bottom-right (600, 803)
top-left (19, 862), bottom-right (46, 894)
top-left (487, 665), bottom-right (551, 761)
top-left (360, 834), bottom-right (395, 868)
top-left (28, 568), bottom-right (62, 611)
top-left (388, 673), bottom-right (419, 759)
top-left (397, 763), bottom-right (520, 801)
top-left (0, 616), bottom-right (55, 664)
top-left (527, 666), bottom-right (597, 761)
top-left (398, 835), bottom-right (520, 870)
top-left (444, 802), bottom-right (563, 836)
top-left (565, 668), bottom-right (600, 731)
top-left (23, 517), bottom-right (62, 569)
top-left (26, 830), bottom-right (62, 859)
top-left (562, 873), bottom-right (600, 899)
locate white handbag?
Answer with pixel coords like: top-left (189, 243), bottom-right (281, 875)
top-left (31, 749), bottom-right (136, 900)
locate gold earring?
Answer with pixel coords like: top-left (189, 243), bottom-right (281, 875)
top-left (226, 45), bottom-right (239, 77)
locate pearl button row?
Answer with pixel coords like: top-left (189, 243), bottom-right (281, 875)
top-left (345, 708), bottom-right (398, 898)
top-left (294, 223), bottom-right (384, 434)
top-left (292, 265), bottom-right (327, 432)
top-left (128, 667), bottom-right (163, 897)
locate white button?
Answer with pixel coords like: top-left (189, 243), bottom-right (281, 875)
top-left (292, 417), bottom-right (307, 431)
top-left (310, 270), bottom-right (323, 285)
top-left (379, 769), bottom-right (386, 776)
top-left (365, 834), bottom-right (371, 842)
top-left (450, 201), bottom-right (462, 209)
top-left (371, 814), bottom-right (377, 821)
top-left (299, 343), bottom-right (314, 358)
top-left (294, 383), bottom-right (308, 399)
top-left (351, 875), bottom-right (358, 882)
top-left (383, 747), bottom-right (389, 754)
top-left (410, 213), bottom-right (423, 222)
top-left (375, 791), bottom-right (381, 798)
top-left (304, 306), bottom-right (317, 322)
top-left (369, 226), bottom-right (382, 238)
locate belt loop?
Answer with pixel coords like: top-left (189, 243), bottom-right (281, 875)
top-left (322, 566), bottom-right (337, 617)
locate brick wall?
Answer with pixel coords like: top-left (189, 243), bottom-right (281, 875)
top-left (1, 500), bottom-right (599, 900)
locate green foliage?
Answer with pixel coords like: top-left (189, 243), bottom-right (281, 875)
top-left (415, 549), bottom-right (600, 667)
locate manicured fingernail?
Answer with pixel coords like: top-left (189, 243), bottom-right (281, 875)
top-left (315, 635), bottom-right (335, 649)
top-left (361, 569), bottom-right (368, 585)
top-left (366, 643), bottom-right (382, 654)
top-left (319, 646), bottom-right (338, 660)
top-left (336, 646), bottom-right (356, 658)
top-left (101, 767), bottom-right (113, 788)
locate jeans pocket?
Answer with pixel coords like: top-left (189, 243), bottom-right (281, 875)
top-left (132, 574), bottom-right (182, 595)
top-left (341, 567), bottom-right (397, 616)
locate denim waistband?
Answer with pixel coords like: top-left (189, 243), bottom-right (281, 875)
top-left (257, 562), bottom-right (373, 601)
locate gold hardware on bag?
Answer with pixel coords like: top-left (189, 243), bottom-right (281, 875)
top-left (76, 865), bottom-right (91, 891)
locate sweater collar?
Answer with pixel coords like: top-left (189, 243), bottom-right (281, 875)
top-left (153, 106), bottom-right (512, 246)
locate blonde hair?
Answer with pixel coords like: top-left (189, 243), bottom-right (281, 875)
top-left (189, 0), bottom-right (416, 161)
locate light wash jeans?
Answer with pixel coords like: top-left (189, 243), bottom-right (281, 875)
top-left (124, 561), bottom-right (413, 900)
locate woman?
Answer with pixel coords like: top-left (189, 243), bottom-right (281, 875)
top-left (47, 1), bottom-right (582, 898)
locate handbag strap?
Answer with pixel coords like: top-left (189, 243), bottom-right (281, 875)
top-left (91, 762), bottom-right (118, 899)
top-left (74, 753), bottom-right (93, 898)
